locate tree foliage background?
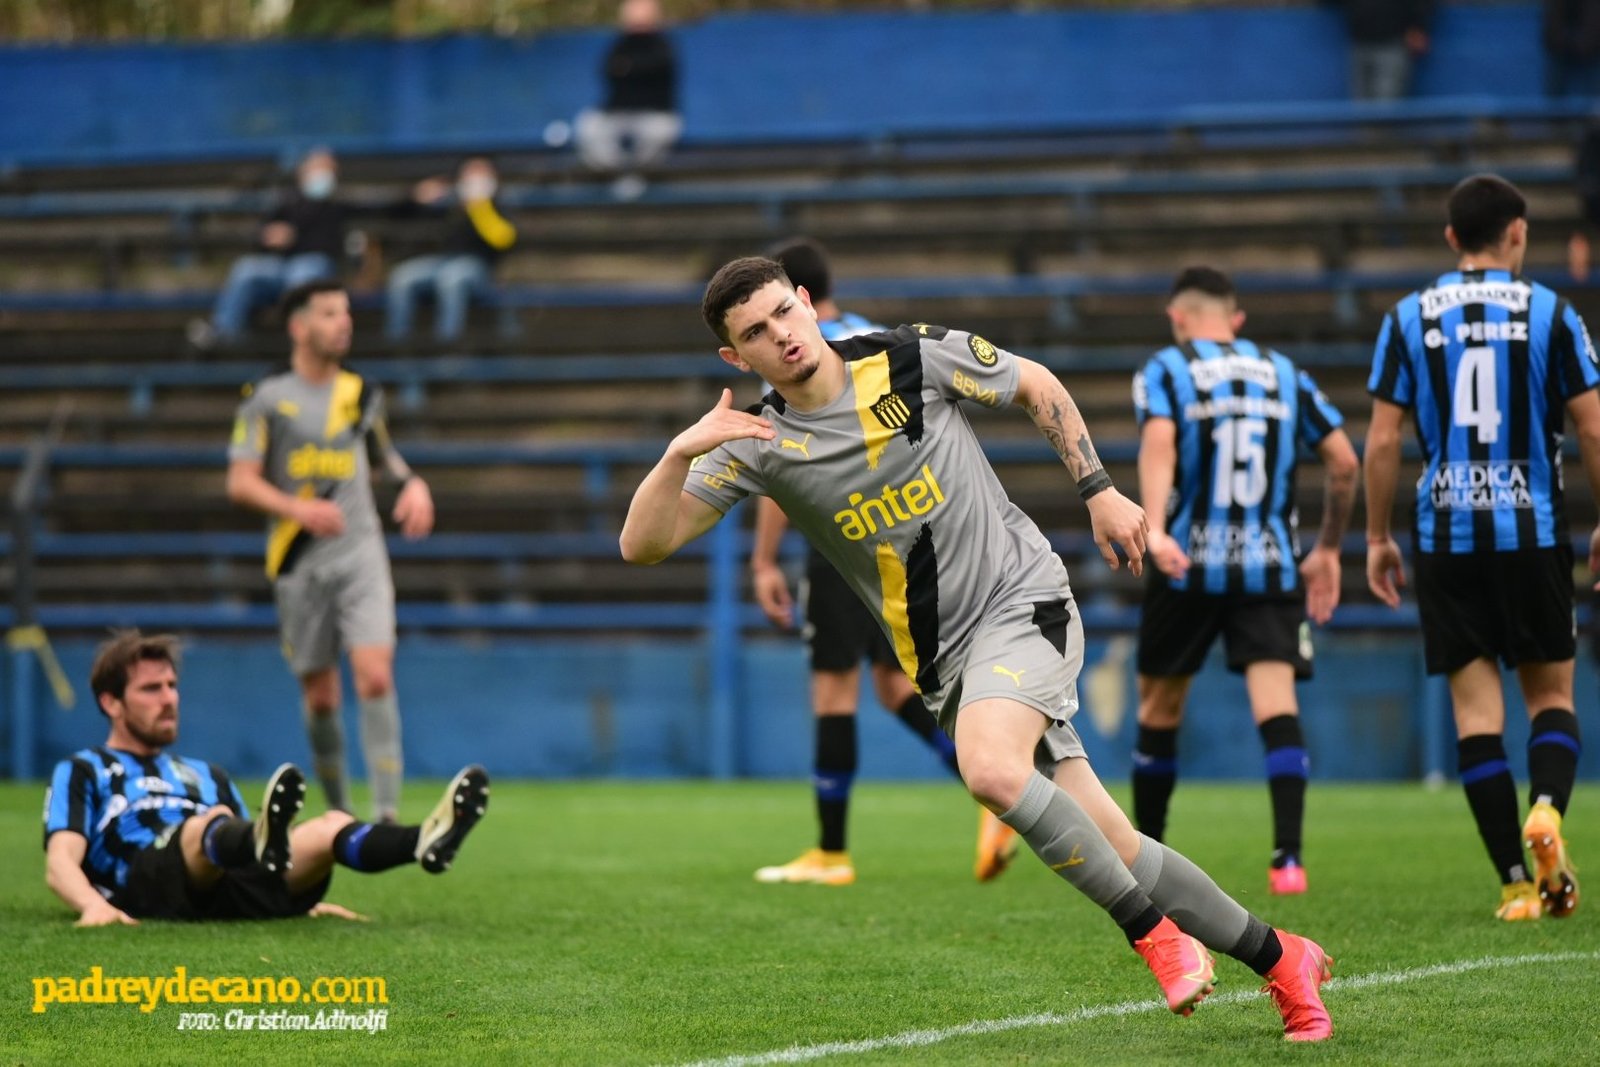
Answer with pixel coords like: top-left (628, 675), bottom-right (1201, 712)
top-left (1, 0), bottom-right (1313, 42)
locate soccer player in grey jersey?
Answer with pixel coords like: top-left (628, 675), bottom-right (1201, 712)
top-left (621, 258), bottom-right (1336, 1041)
top-left (227, 280), bottom-right (435, 822)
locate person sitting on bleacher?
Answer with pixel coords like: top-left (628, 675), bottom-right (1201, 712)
top-left (189, 148), bottom-right (350, 352)
top-left (383, 157), bottom-right (517, 346)
top-left (575, 0), bottom-right (682, 200)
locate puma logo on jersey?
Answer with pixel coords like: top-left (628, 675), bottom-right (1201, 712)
top-left (992, 665), bottom-right (1026, 687)
top-left (1049, 843), bottom-right (1085, 870)
top-left (780, 434), bottom-right (812, 459)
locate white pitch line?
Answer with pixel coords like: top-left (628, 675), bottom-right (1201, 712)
top-left (669, 950), bottom-right (1600, 1067)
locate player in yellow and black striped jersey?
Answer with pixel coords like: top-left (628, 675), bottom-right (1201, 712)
top-left (227, 280), bottom-right (435, 822)
top-left (621, 257), bottom-right (1337, 1041)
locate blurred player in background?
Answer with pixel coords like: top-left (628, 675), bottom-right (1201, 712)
top-left (621, 257), bottom-right (1336, 1041)
top-left (43, 631), bottom-right (487, 926)
top-left (747, 238), bottom-right (1017, 886)
top-left (1366, 174), bottom-right (1599, 921)
top-left (1131, 267), bottom-right (1358, 895)
top-left (227, 280), bottom-right (435, 822)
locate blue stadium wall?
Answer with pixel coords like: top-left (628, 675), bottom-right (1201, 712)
top-left (0, 3), bottom-right (1558, 166)
top-left (6, 634), bottom-right (1598, 783)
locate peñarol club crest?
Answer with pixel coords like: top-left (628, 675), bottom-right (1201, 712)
top-left (869, 391), bottom-right (913, 430)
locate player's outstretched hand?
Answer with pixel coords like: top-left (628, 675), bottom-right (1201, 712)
top-left (76, 898), bottom-right (138, 928)
top-left (1085, 488), bottom-right (1147, 577)
top-left (393, 477), bottom-right (435, 540)
top-left (750, 560), bottom-right (795, 628)
top-left (669, 389), bottom-right (775, 461)
top-left (295, 498), bottom-right (346, 538)
top-left (1366, 537), bottom-right (1406, 607)
top-left (1146, 530), bottom-right (1191, 582)
top-left (1299, 543), bottom-right (1342, 625)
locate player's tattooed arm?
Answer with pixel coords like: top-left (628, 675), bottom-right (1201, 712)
top-left (1317, 451), bottom-right (1357, 549)
top-left (1016, 360), bottom-right (1104, 479)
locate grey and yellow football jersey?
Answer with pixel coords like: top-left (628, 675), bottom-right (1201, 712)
top-left (684, 324), bottom-right (1072, 698)
top-left (228, 369), bottom-right (392, 579)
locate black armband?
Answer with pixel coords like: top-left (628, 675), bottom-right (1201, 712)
top-left (1076, 470), bottom-right (1114, 501)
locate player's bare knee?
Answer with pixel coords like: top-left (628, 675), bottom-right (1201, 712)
top-left (869, 665), bottom-right (914, 710)
top-left (354, 669), bottom-right (393, 700)
top-left (181, 811), bottom-right (227, 852)
top-left (1136, 675), bottom-right (1187, 726)
top-left (300, 671), bottom-right (340, 712)
top-left (959, 755), bottom-right (1032, 813)
top-left (292, 811), bottom-right (354, 857)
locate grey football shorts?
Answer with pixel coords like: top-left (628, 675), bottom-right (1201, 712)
top-left (273, 544), bottom-right (396, 675)
top-left (925, 594), bottom-right (1088, 775)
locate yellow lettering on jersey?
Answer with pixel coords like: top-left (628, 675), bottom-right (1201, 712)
top-left (833, 464), bottom-right (946, 541)
top-left (265, 485), bottom-right (316, 579)
top-left (324, 371), bottom-right (364, 440)
top-left (700, 458), bottom-right (746, 490)
top-left (287, 444), bottom-right (356, 481)
top-left (275, 400), bottom-right (300, 418)
top-left (874, 541), bottom-right (922, 693)
top-left (848, 352), bottom-right (896, 471)
top-left (952, 370), bottom-right (998, 406)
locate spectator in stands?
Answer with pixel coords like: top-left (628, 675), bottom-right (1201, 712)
top-left (575, 0), bottom-right (682, 199)
top-left (1339, 0), bottom-right (1432, 102)
top-left (384, 157), bottom-right (517, 345)
top-left (1545, 0), bottom-right (1600, 98)
top-left (189, 148), bottom-right (349, 352)
top-left (43, 630), bottom-right (488, 926)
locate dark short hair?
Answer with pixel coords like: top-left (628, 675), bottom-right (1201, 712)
top-left (701, 257), bottom-right (792, 345)
top-left (1169, 265), bottom-right (1236, 302)
top-left (90, 630), bottom-right (180, 716)
top-left (280, 278), bottom-right (345, 322)
top-left (767, 237), bottom-right (832, 301)
top-left (1447, 174), bottom-right (1527, 253)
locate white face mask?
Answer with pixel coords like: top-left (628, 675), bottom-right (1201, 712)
top-left (457, 176), bottom-right (497, 202)
top-left (301, 170), bottom-right (336, 199)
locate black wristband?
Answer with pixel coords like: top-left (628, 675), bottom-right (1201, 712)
top-left (1077, 470), bottom-right (1114, 500)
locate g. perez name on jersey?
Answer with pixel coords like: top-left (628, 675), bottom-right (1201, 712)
top-left (1424, 320), bottom-right (1530, 349)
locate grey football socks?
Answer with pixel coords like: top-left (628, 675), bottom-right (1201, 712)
top-left (358, 690), bottom-right (404, 820)
top-left (1129, 832), bottom-right (1281, 973)
top-left (1000, 771), bottom-right (1162, 938)
top-left (304, 702), bottom-right (351, 813)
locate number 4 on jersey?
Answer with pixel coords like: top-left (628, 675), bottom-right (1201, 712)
top-left (1454, 345), bottom-right (1502, 445)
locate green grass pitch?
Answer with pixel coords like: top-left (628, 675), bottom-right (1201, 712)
top-left (3, 778), bottom-right (1597, 1064)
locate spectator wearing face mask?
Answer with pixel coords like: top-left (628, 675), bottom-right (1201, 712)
top-left (191, 148), bottom-right (351, 351)
top-left (383, 157), bottom-right (518, 345)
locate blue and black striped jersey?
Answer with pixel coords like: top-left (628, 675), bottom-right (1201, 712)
top-left (42, 746), bottom-right (245, 893)
top-left (1134, 338), bottom-right (1344, 595)
top-left (819, 311), bottom-right (884, 341)
top-left (1368, 269), bottom-right (1600, 554)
